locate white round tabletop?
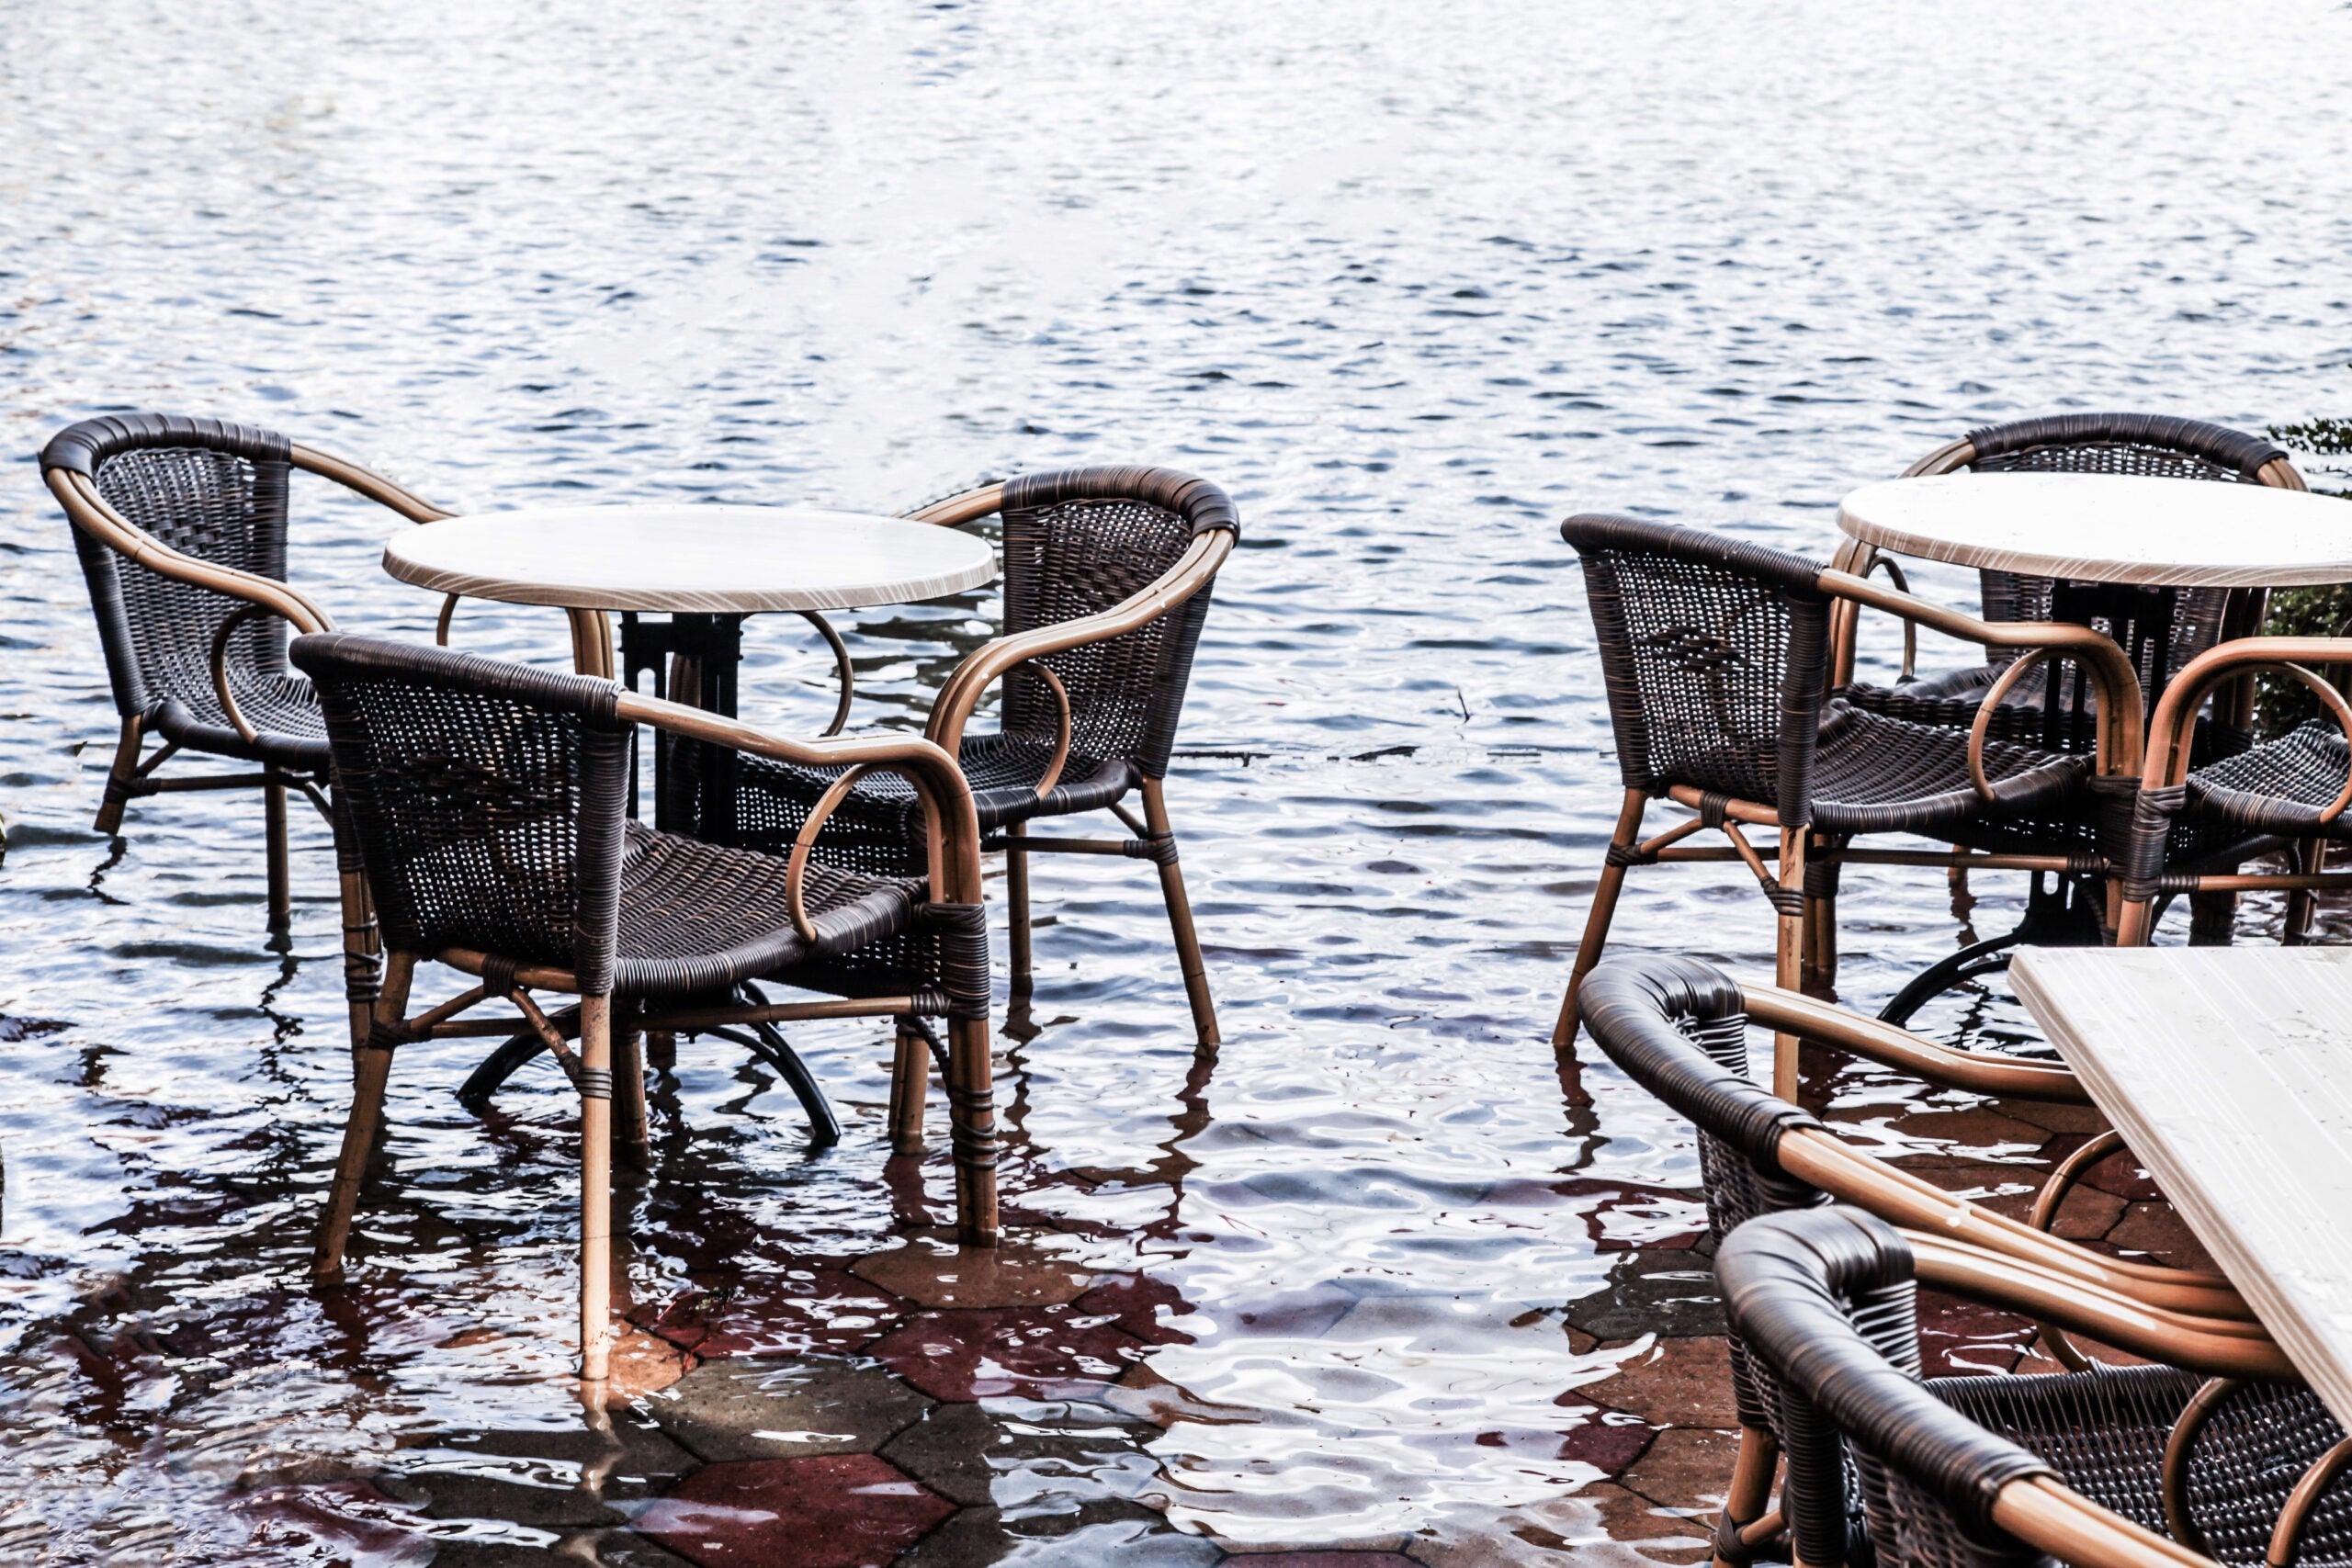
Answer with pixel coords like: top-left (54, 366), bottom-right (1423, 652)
top-left (1838, 473), bottom-right (2352, 589)
top-left (382, 503), bottom-right (998, 613)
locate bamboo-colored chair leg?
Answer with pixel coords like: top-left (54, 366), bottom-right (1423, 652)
top-left (1005, 820), bottom-right (1034, 1002)
top-left (578, 994), bottom-right (615, 1382)
top-left (615, 1014), bottom-right (649, 1168)
top-left (945, 1015), bottom-right (999, 1247)
top-left (1772, 828), bottom-right (1808, 1103)
top-left (2287, 839), bottom-right (2327, 944)
top-left (888, 1018), bottom-right (929, 1156)
top-left (93, 715), bottom-right (141, 835)
top-left (1554, 788), bottom-right (1646, 1050)
top-left (314, 950), bottom-right (413, 1280)
top-left (1714, 1424), bottom-right (1781, 1568)
top-left (1142, 778), bottom-right (1219, 1047)
top-left (336, 863), bottom-right (380, 1053)
top-left (264, 771), bottom-right (292, 931)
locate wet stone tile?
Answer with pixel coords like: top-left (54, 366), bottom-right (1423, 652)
top-left (1915, 1288), bottom-right (2038, 1378)
top-left (1615, 1427), bottom-right (1740, 1516)
top-left (641, 1263), bottom-right (908, 1358)
top-left (644, 1355), bottom-right (932, 1463)
top-left (848, 1231), bottom-right (1101, 1309)
top-left (1565, 1250), bottom-right (1725, 1342)
top-left (426, 1530), bottom-right (698, 1567)
top-left (869, 1307), bottom-right (1149, 1402)
top-left (2109, 1201), bottom-right (2217, 1271)
top-left (1552, 1403), bottom-right (1662, 1475)
top-left (1587, 1337), bottom-right (1737, 1430)
top-left (1404, 1487), bottom-right (1713, 1566)
top-left (636, 1452), bottom-right (955, 1568)
top-left (894, 1507), bottom-right (1223, 1567)
top-left (376, 1416), bottom-right (699, 1529)
top-left (1070, 1272), bottom-right (1197, 1345)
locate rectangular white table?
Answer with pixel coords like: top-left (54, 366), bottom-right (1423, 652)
top-left (2012, 945), bottom-right (2352, 1427)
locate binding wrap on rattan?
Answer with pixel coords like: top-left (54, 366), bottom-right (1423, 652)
top-left (1804, 856), bottom-right (1841, 900)
top-left (919, 901), bottom-right (991, 1020)
top-left (947, 1083), bottom-right (1000, 1169)
top-left (480, 953), bottom-right (522, 999)
top-left (1604, 840), bottom-right (1657, 868)
top-left (366, 1019), bottom-right (410, 1053)
top-left (2122, 784), bottom-right (2191, 902)
top-left (1718, 1207), bottom-right (2059, 1544)
top-left (575, 1067), bottom-right (613, 1101)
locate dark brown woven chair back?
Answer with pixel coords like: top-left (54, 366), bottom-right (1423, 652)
top-left (996, 467), bottom-right (1238, 780)
top-left (1919, 412), bottom-right (2298, 700)
top-left (1563, 514), bottom-right (1831, 827)
top-left (290, 635), bottom-right (631, 995)
top-left (42, 413), bottom-right (301, 725)
top-left (1722, 1205), bottom-right (2352, 1568)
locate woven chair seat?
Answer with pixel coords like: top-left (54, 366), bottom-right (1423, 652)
top-left (2187, 719), bottom-right (2352, 840)
top-left (145, 671), bottom-right (330, 770)
top-left (610, 820), bottom-right (923, 998)
top-left (1805, 700), bottom-right (2087, 837)
top-left (1840, 665), bottom-right (2102, 754)
top-left (1924, 1366), bottom-right (2352, 1564)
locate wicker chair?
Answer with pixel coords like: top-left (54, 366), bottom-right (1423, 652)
top-left (710, 467), bottom-right (1238, 1047)
top-left (2117, 637), bottom-right (2352, 946)
top-left (1576, 953), bottom-right (2268, 1562)
top-left (1720, 1205), bottom-right (2352, 1568)
top-left (288, 634), bottom-right (995, 1382)
top-left (40, 413), bottom-right (453, 953)
top-left (1555, 515), bottom-right (2148, 1078)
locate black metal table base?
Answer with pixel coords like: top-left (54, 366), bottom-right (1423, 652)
top-left (1875, 871), bottom-right (2107, 1027)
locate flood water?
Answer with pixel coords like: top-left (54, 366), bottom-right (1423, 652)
top-left (4, 1), bottom-right (2352, 1562)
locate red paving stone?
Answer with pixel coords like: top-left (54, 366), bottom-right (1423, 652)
top-left (641, 1264), bottom-right (908, 1357)
top-left (1070, 1272), bottom-right (1196, 1345)
top-left (867, 1305), bottom-right (1150, 1401)
top-left (1915, 1287), bottom-right (2038, 1378)
top-left (636, 1453), bottom-right (955, 1568)
top-left (1240, 1555), bottom-right (1423, 1567)
top-left (1553, 1404), bottom-right (1660, 1475)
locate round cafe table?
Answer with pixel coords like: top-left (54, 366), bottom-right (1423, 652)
top-left (1833, 471), bottom-right (2352, 1023)
top-left (384, 502), bottom-right (997, 838)
top-left (382, 502), bottom-right (998, 1135)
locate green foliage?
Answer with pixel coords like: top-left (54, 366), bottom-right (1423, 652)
top-left (2253, 423), bottom-right (2352, 737)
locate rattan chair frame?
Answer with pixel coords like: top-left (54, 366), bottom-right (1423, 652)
top-left (2115, 637), bottom-right (2352, 945)
top-left (1578, 955), bottom-right (2277, 1567)
top-left (40, 414), bottom-right (455, 1050)
top-left (1555, 516), bottom-right (2146, 1092)
top-left (1718, 1205), bottom-right (2349, 1568)
top-left (726, 470), bottom-right (1238, 1052)
top-left (295, 639), bottom-right (996, 1383)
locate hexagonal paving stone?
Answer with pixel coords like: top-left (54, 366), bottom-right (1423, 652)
top-left (878, 1394), bottom-right (1163, 1515)
top-left (848, 1230), bottom-right (1099, 1309)
top-left (642, 1263), bottom-right (908, 1358)
top-left (636, 1453), bottom-right (955, 1568)
top-left (374, 1414), bottom-right (699, 1529)
top-left (1565, 1249), bottom-right (1725, 1341)
top-left (868, 1307), bottom-right (1148, 1402)
top-left (426, 1530), bottom-right (697, 1567)
top-left (645, 1355), bottom-right (933, 1463)
top-left (895, 1508), bottom-right (1223, 1567)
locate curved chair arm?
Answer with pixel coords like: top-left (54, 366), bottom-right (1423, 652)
top-left (925, 527), bottom-right (1236, 758)
top-left (289, 443), bottom-right (456, 523)
top-left (1739, 982), bottom-right (2090, 1103)
top-left (46, 468), bottom-right (335, 638)
top-left (209, 603), bottom-right (317, 745)
top-left (2139, 637), bottom-right (2352, 798)
top-left (901, 482), bottom-right (1006, 528)
top-left (613, 692), bottom-right (986, 908)
top-left (1819, 567), bottom-right (2147, 779)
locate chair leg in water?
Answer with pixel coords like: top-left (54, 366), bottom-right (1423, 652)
top-left (578, 995), bottom-right (614, 1382)
top-left (314, 951), bottom-right (415, 1280)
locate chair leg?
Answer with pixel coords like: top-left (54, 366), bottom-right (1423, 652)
top-left (336, 862), bottom-right (381, 1054)
top-left (945, 1015), bottom-right (999, 1247)
top-left (1142, 777), bottom-right (1219, 1047)
top-left (615, 1009), bottom-right (650, 1169)
top-left (578, 994), bottom-right (615, 1382)
top-left (889, 1017), bottom-right (930, 1156)
top-left (314, 950), bottom-right (413, 1280)
top-left (93, 716), bottom-right (142, 835)
top-left (1772, 828), bottom-right (1807, 1103)
top-left (2188, 887), bottom-right (2239, 946)
top-left (1715, 1424), bottom-right (1781, 1568)
top-left (2287, 838), bottom-right (2326, 944)
top-left (1554, 788), bottom-right (1646, 1050)
top-left (1801, 833), bottom-right (1838, 986)
top-left (264, 771), bottom-right (292, 932)
top-left (1005, 820), bottom-right (1034, 1003)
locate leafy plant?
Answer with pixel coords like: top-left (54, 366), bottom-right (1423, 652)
top-left (2251, 423), bottom-right (2352, 738)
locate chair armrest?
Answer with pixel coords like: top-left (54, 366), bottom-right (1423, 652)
top-left (1819, 567), bottom-right (2146, 780)
top-left (612, 692), bottom-right (986, 908)
top-left (289, 443), bottom-right (455, 523)
top-left (900, 482), bottom-right (1005, 528)
top-left (2140, 636), bottom-right (2352, 798)
top-left (209, 603), bottom-right (315, 744)
top-left (925, 528), bottom-right (1235, 756)
top-left (47, 469), bottom-right (335, 638)
top-left (1739, 982), bottom-right (2088, 1103)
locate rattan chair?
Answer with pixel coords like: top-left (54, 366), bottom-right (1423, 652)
top-left (288, 634), bottom-right (995, 1382)
top-left (40, 412), bottom-right (453, 953)
top-left (1555, 516), bottom-right (2147, 1078)
top-left (1577, 953), bottom-right (2269, 1562)
top-left (711, 467), bottom-right (1238, 1048)
top-left (2116, 637), bottom-right (2352, 946)
top-left (1720, 1205), bottom-right (2351, 1568)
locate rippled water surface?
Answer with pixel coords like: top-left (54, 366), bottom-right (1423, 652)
top-left (6, 2), bottom-right (2352, 1561)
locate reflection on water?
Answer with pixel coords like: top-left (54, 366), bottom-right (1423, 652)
top-left (3, 0), bottom-right (2351, 1560)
